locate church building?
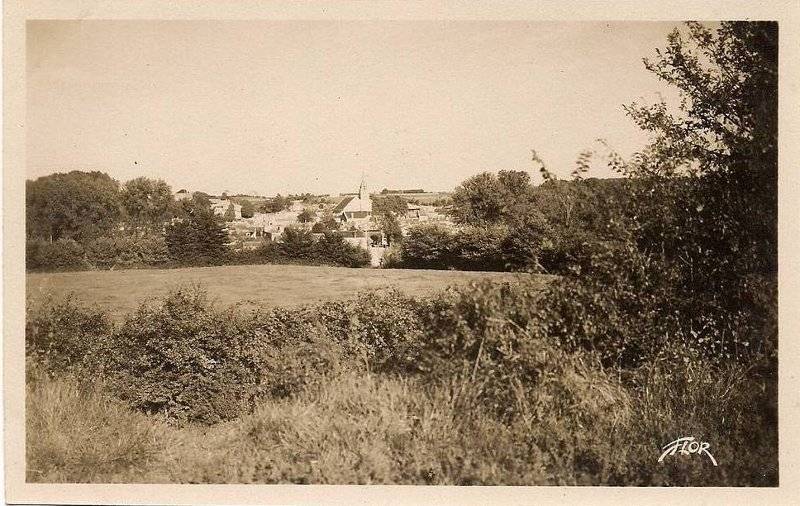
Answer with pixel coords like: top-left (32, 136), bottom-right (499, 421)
top-left (333, 176), bottom-right (372, 227)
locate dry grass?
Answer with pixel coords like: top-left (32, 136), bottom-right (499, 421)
top-left (27, 355), bottom-right (776, 486)
top-left (26, 370), bottom-right (165, 483)
top-left (28, 367), bottom-right (629, 485)
top-left (26, 263), bottom-right (544, 320)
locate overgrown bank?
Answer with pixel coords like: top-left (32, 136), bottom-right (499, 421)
top-left (27, 277), bottom-right (777, 485)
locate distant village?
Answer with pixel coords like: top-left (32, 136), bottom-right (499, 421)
top-left (175, 178), bottom-right (454, 266)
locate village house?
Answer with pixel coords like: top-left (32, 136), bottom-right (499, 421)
top-left (173, 189), bottom-right (193, 201)
top-left (209, 198), bottom-right (242, 219)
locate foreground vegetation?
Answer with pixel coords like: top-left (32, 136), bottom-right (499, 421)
top-left (27, 281), bottom-right (776, 485)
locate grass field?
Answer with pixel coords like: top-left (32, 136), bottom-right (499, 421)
top-left (27, 264), bottom-right (545, 320)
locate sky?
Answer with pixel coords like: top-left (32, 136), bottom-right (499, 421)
top-left (27, 20), bottom-right (681, 196)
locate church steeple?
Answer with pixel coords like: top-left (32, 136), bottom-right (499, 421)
top-left (358, 172), bottom-right (366, 200)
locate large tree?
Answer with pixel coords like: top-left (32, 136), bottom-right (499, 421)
top-left (165, 198), bottom-right (228, 263)
top-left (623, 21), bottom-right (778, 287)
top-left (26, 171), bottom-right (122, 241)
top-left (119, 177), bottom-right (175, 229)
top-left (449, 172), bottom-right (506, 225)
top-left (450, 170), bottom-right (535, 226)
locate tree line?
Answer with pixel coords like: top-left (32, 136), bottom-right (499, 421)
top-left (26, 175), bottom-right (371, 270)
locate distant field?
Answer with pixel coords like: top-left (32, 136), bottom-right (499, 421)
top-left (27, 264), bottom-right (549, 320)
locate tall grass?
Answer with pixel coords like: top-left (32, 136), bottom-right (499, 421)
top-left (27, 357), bottom-right (775, 485)
top-left (26, 366), bottom-right (165, 483)
top-left (25, 281), bottom-right (777, 485)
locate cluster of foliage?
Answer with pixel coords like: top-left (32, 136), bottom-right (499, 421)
top-left (239, 199), bottom-right (255, 218)
top-left (449, 170), bottom-right (534, 226)
top-left (371, 195), bottom-right (408, 217)
top-left (26, 171), bottom-right (123, 242)
top-left (528, 21), bottom-right (779, 372)
top-left (26, 234), bottom-right (170, 271)
top-left (231, 227), bottom-right (371, 268)
top-left (27, 172), bottom-right (180, 242)
top-left (259, 194), bottom-right (292, 213)
top-left (394, 169), bottom-right (630, 273)
top-left (164, 196), bottom-right (229, 265)
top-left (119, 177), bottom-right (176, 230)
top-left (223, 202), bottom-right (236, 222)
top-left (397, 223), bottom-right (505, 271)
top-left (27, 275), bottom-right (776, 484)
top-left (296, 208), bottom-right (316, 223)
top-left (310, 212), bottom-right (340, 233)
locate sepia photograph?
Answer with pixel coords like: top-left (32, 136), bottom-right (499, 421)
top-left (6, 2), bottom-right (794, 502)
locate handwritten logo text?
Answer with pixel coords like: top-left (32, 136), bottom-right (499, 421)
top-left (658, 436), bottom-right (718, 466)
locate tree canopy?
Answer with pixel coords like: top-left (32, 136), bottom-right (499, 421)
top-left (240, 199), bottom-right (255, 218)
top-left (623, 21), bottom-right (778, 284)
top-left (26, 171), bottom-right (122, 241)
top-left (372, 195), bottom-right (408, 217)
top-left (119, 177), bottom-right (175, 229)
top-left (449, 170), bottom-right (535, 226)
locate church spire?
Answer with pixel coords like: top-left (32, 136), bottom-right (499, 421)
top-left (358, 171), bottom-right (366, 200)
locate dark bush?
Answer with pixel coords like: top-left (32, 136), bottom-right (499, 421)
top-left (82, 233), bottom-right (170, 270)
top-left (450, 225), bottom-right (506, 271)
top-left (230, 231), bottom-right (370, 269)
top-left (312, 232), bottom-right (370, 268)
top-left (400, 223), bottom-right (454, 269)
top-left (303, 290), bottom-right (427, 373)
top-left (104, 288), bottom-right (268, 424)
top-left (398, 224), bottom-right (506, 271)
top-left (84, 236), bottom-right (119, 269)
top-left (164, 201), bottom-right (228, 265)
top-left (27, 239), bottom-right (89, 271)
top-left (26, 295), bottom-right (113, 373)
top-left (279, 226), bottom-right (317, 260)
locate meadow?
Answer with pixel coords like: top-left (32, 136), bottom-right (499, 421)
top-left (26, 264), bottom-right (538, 320)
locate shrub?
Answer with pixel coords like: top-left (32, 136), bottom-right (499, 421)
top-left (381, 244), bottom-right (403, 268)
top-left (279, 226), bottom-right (316, 260)
top-left (400, 224), bottom-right (454, 269)
top-left (27, 239), bottom-right (89, 271)
top-left (399, 224), bottom-right (509, 272)
top-left (26, 295), bottom-right (113, 373)
top-left (312, 232), bottom-right (370, 268)
top-left (450, 225), bottom-right (506, 271)
top-left (240, 199), bottom-right (255, 219)
top-left (83, 233), bottom-right (170, 270)
top-left (130, 233), bottom-right (170, 266)
top-left (526, 238), bottom-right (777, 370)
top-left (410, 280), bottom-right (625, 422)
top-left (232, 230), bottom-right (370, 268)
top-left (84, 236), bottom-right (119, 269)
top-left (106, 287), bottom-right (269, 424)
top-left (297, 208), bottom-right (315, 223)
top-left (223, 202), bottom-right (236, 222)
top-left (164, 198), bottom-right (228, 265)
top-left (304, 290), bottom-right (427, 374)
